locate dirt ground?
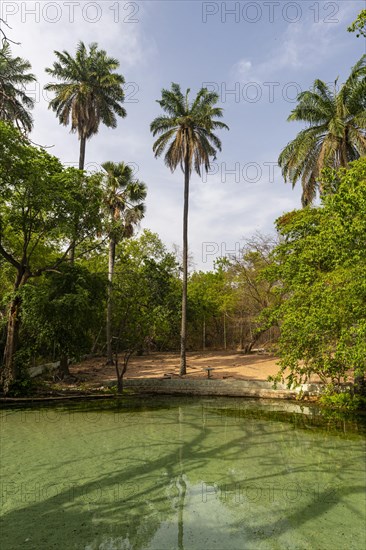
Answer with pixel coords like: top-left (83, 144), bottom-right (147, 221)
top-left (70, 351), bottom-right (286, 385)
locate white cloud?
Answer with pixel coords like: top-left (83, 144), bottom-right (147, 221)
top-left (232, 8), bottom-right (356, 83)
top-left (235, 59), bottom-right (252, 76)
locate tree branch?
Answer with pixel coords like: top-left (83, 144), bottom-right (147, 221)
top-left (0, 18), bottom-right (20, 46)
top-left (0, 242), bottom-right (21, 270)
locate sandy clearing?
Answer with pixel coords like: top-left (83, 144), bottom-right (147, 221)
top-left (70, 351), bottom-right (288, 384)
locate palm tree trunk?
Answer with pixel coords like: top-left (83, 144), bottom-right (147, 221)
top-left (79, 135), bottom-right (86, 170)
top-left (106, 237), bottom-right (116, 365)
top-left (223, 312), bottom-right (227, 350)
top-left (68, 136), bottom-right (87, 264)
top-left (180, 155), bottom-right (190, 375)
top-left (61, 135), bottom-right (87, 374)
top-left (341, 148), bottom-right (348, 168)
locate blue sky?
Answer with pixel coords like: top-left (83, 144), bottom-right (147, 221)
top-left (2, 0), bottom-right (365, 269)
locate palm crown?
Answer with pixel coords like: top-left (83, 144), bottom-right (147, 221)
top-left (150, 83), bottom-right (229, 174)
top-left (102, 161), bottom-right (147, 240)
top-left (45, 42), bottom-right (126, 142)
top-left (0, 41), bottom-right (36, 133)
top-left (279, 54), bottom-right (366, 205)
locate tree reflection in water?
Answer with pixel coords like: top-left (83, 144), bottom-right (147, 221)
top-left (0, 397), bottom-right (365, 550)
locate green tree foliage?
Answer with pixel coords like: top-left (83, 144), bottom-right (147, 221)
top-left (0, 41), bottom-right (36, 132)
top-left (278, 55), bottom-right (366, 205)
top-left (45, 42), bottom-right (126, 169)
top-left (226, 235), bottom-right (279, 352)
top-left (186, 240), bottom-right (279, 353)
top-left (188, 265), bottom-right (234, 350)
top-left (348, 9), bottom-right (366, 38)
top-left (264, 158), bottom-right (366, 392)
top-left (151, 83), bottom-right (229, 374)
top-left (0, 122), bottom-right (103, 391)
top-left (111, 230), bottom-right (181, 355)
top-left (21, 265), bottom-right (106, 365)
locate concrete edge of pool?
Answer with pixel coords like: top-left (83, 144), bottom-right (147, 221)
top-left (109, 377), bottom-right (325, 400)
top-left (20, 359), bottom-right (352, 403)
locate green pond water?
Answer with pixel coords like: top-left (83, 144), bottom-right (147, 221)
top-left (0, 396), bottom-right (365, 550)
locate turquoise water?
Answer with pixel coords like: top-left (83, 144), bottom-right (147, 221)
top-left (0, 397), bottom-right (365, 550)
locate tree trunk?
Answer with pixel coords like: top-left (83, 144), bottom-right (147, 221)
top-left (68, 135), bottom-right (87, 264)
top-left (180, 155), bottom-right (190, 375)
top-left (243, 328), bottom-right (267, 354)
top-left (91, 326), bottom-right (103, 354)
top-left (239, 316), bottom-right (244, 351)
top-left (69, 242), bottom-right (75, 264)
top-left (243, 342), bottom-right (254, 354)
top-left (202, 316), bottom-right (206, 351)
top-left (106, 238), bottom-right (116, 365)
top-left (2, 297), bottom-right (21, 393)
top-left (223, 313), bottom-right (227, 350)
top-left (2, 271), bottom-right (28, 393)
top-left (79, 135), bottom-right (86, 171)
top-left (117, 375), bottom-right (123, 395)
top-left (59, 354), bottom-right (70, 378)
top-left (114, 351), bottom-right (130, 395)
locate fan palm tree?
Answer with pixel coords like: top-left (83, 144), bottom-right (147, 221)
top-left (279, 54), bottom-right (366, 205)
top-left (45, 42), bottom-right (126, 170)
top-left (102, 161), bottom-right (147, 365)
top-left (0, 41), bottom-right (36, 132)
top-left (150, 83), bottom-right (229, 375)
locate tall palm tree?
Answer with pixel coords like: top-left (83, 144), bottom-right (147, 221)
top-left (150, 83), bottom-right (229, 375)
top-left (0, 41), bottom-right (36, 132)
top-left (102, 161), bottom-right (147, 365)
top-left (45, 42), bottom-right (126, 170)
top-left (279, 55), bottom-right (366, 205)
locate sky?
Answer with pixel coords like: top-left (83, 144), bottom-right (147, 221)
top-left (1, 0), bottom-right (365, 270)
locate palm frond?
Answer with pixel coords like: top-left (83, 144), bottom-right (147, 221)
top-left (279, 54), bottom-right (366, 205)
top-left (151, 83), bottom-right (229, 177)
top-left (0, 41), bottom-right (36, 132)
top-left (45, 42), bottom-right (126, 140)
